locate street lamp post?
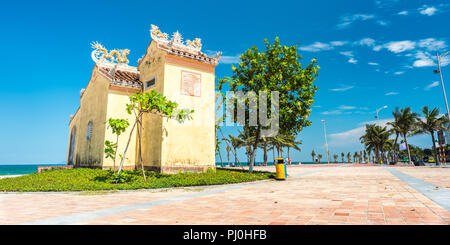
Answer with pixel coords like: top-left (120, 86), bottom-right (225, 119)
top-left (321, 120), bottom-right (330, 164)
top-left (435, 51), bottom-right (450, 123)
top-left (376, 105), bottom-right (388, 124)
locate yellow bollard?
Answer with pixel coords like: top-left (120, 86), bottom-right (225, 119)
top-left (275, 158), bottom-right (286, 180)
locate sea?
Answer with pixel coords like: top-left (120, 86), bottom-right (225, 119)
top-left (0, 164), bottom-right (65, 176)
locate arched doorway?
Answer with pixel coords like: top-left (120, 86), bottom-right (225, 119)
top-left (68, 127), bottom-right (77, 165)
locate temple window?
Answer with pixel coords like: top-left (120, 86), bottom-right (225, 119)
top-left (86, 120), bottom-right (93, 141)
top-left (145, 76), bottom-right (156, 90)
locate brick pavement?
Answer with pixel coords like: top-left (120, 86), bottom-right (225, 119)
top-left (1, 165), bottom-right (449, 225)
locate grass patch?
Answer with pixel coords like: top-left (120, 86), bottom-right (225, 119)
top-left (0, 168), bottom-right (274, 192)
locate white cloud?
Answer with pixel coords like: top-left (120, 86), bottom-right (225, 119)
top-left (385, 92), bottom-right (399, 95)
top-left (299, 42), bottom-right (333, 52)
top-left (425, 81), bottom-right (439, 90)
top-left (376, 20), bottom-right (389, 26)
top-left (321, 110), bottom-right (342, 115)
top-left (373, 45), bottom-right (383, 51)
top-left (394, 71), bottom-right (405, 75)
top-left (220, 55), bottom-right (241, 64)
top-left (419, 6), bottom-right (438, 16)
top-left (330, 41), bottom-right (348, 46)
top-left (339, 51), bottom-right (354, 57)
top-left (337, 14), bottom-right (375, 29)
top-left (368, 62), bottom-right (379, 66)
top-left (413, 51), bottom-right (435, 67)
top-left (348, 58), bottom-right (358, 64)
top-left (338, 105), bottom-right (357, 110)
top-left (356, 38), bottom-right (376, 47)
top-left (330, 86), bottom-right (354, 92)
top-left (384, 41), bottom-right (416, 53)
top-left (300, 41), bottom-right (347, 52)
top-left (398, 10), bottom-right (409, 15)
top-left (418, 38), bottom-right (447, 51)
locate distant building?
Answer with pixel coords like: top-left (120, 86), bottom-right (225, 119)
top-left (67, 25), bottom-right (221, 173)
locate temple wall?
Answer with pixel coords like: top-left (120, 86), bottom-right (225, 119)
top-left (102, 89), bottom-right (138, 170)
top-left (138, 41), bottom-right (166, 167)
top-left (73, 66), bottom-right (109, 168)
top-left (159, 62), bottom-right (216, 172)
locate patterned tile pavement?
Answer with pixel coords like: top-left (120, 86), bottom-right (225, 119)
top-left (1, 165), bottom-right (449, 225)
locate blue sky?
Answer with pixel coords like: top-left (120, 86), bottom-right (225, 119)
top-left (0, 0), bottom-right (449, 164)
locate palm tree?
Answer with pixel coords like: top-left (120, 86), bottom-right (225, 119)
top-left (285, 134), bottom-right (302, 164)
top-left (387, 107), bottom-right (402, 163)
top-left (347, 152), bottom-right (351, 163)
top-left (353, 152), bottom-right (358, 163)
top-left (360, 124), bottom-right (391, 164)
top-left (412, 106), bottom-right (449, 166)
top-left (333, 153), bottom-right (338, 163)
top-left (341, 152), bottom-right (345, 163)
top-left (259, 136), bottom-right (270, 166)
top-left (317, 154), bottom-right (322, 163)
top-left (226, 144), bottom-right (232, 167)
top-left (311, 150), bottom-right (316, 163)
top-left (223, 134), bottom-right (243, 167)
top-left (237, 130), bottom-right (256, 168)
top-left (363, 150), bottom-right (367, 163)
top-left (395, 107), bottom-right (419, 165)
top-left (216, 139), bottom-right (223, 167)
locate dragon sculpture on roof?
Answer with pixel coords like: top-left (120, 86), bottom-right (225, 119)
top-left (91, 42), bottom-right (130, 65)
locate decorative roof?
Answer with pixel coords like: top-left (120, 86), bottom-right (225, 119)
top-left (98, 66), bottom-right (142, 89)
top-left (150, 24), bottom-right (221, 65)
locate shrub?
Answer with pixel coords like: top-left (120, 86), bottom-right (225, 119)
top-left (0, 168), bottom-right (274, 192)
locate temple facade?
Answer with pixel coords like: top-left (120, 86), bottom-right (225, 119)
top-left (66, 25), bottom-right (221, 173)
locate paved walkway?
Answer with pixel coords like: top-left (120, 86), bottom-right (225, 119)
top-left (1, 165), bottom-right (449, 225)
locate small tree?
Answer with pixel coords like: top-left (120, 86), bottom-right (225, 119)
top-left (117, 90), bottom-right (194, 180)
top-left (341, 152), bottom-right (345, 163)
top-left (317, 154), bottom-right (322, 163)
top-left (105, 118), bottom-right (130, 173)
top-left (333, 153), bottom-right (338, 163)
top-left (347, 152), bottom-right (351, 163)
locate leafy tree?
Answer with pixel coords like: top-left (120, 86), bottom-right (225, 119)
top-left (412, 106), bottom-right (449, 166)
top-left (341, 152), bottom-right (345, 163)
top-left (117, 90), bottom-right (194, 180)
top-left (222, 134), bottom-right (243, 167)
top-left (333, 153), bottom-right (338, 163)
top-left (284, 134), bottom-right (302, 164)
top-left (347, 152), bottom-right (351, 163)
top-left (317, 154), bottom-right (322, 163)
top-left (218, 37), bottom-right (319, 172)
top-left (105, 118), bottom-right (129, 173)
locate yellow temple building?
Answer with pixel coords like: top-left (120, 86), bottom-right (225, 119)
top-left (66, 25), bottom-right (221, 173)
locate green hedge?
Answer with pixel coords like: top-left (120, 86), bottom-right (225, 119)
top-left (0, 168), bottom-right (274, 192)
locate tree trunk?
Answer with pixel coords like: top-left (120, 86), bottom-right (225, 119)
top-left (117, 120), bottom-right (138, 176)
top-left (234, 147), bottom-right (237, 167)
top-left (227, 151), bottom-right (230, 167)
top-left (431, 131), bottom-right (440, 166)
top-left (218, 148), bottom-right (223, 168)
top-left (393, 133), bottom-right (399, 163)
top-left (263, 142), bottom-right (268, 166)
top-left (404, 134), bottom-right (412, 166)
top-left (113, 135), bottom-right (119, 174)
top-left (136, 115), bottom-right (146, 181)
top-left (248, 127), bottom-right (261, 173)
top-left (287, 147), bottom-right (290, 165)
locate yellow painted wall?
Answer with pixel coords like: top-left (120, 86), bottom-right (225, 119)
top-left (71, 65), bottom-right (109, 167)
top-left (103, 90), bottom-right (138, 169)
top-left (160, 63), bottom-right (216, 168)
top-left (138, 41), bottom-right (166, 167)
